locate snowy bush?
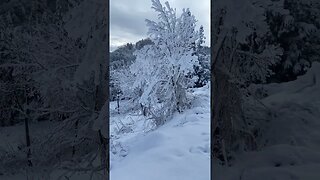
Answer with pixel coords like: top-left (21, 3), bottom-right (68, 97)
top-left (129, 0), bottom-right (203, 126)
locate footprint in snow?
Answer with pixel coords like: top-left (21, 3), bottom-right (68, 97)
top-left (201, 132), bottom-right (210, 142)
top-left (201, 132), bottom-right (209, 135)
top-left (170, 149), bottom-right (184, 157)
top-left (189, 143), bottom-right (210, 154)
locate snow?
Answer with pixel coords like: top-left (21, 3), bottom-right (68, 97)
top-left (214, 62), bottom-right (320, 179)
top-left (0, 120), bottom-right (104, 180)
top-left (0, 121), bottom-right (52, 152)
top-left (0, 121), bottom-right (53, 180)
top-left (110, 85), bottom-right (210, 180)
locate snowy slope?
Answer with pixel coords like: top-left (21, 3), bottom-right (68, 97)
top-left (214, 62), bottom-right (320, 179)
top-left (110, 85), bottom-right (210, 180)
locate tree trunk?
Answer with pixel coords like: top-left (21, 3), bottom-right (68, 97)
top-left (25, 114), bottom-right (32, 167)
top-left (98, 129), bottom-right (107, 175)
top-left (72, 119), bottom-right (79, 157)
top-left (117, 94), bottom-right (120, 114)
top-left (94, 63), bottom-right (108, 176)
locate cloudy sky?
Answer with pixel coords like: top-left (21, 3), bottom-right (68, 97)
top-left (110, 0), bottom-right (210, 51)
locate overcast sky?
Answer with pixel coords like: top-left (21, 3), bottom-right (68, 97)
top-left (110, 0), bottom-right (210, 51)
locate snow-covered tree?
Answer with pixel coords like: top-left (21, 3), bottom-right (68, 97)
top-left (212, 0), bottom-right (283, 164)
top-left (109, 39), bottom-right (154, 101)
top-left (129, 0), bottom-right (202, 126)
top-left (0, 0), bottom-right (108, 177)
top-left (264, 0), bottom-right (320, 82)
top-left (193, 26), bottom-right (210, 87)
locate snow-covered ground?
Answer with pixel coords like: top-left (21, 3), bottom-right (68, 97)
top-left (0, 86), bottom-right (210, 180)
top-left (214, 62), bottom-right (320, 179)
top-left (0, 121), bottom-right (55, 180)
top-left (110, 85), bottom-right (211, 180)
top-left (0, 121), bottom-right (104, 180)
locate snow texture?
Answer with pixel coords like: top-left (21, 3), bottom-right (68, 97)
top-left (214, 62), bottom-right (320, 179)
top-left (110, 85), bottom-right (210, 180)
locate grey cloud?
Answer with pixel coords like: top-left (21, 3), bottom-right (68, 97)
top-left (110, 0), bottom-right (210, 48)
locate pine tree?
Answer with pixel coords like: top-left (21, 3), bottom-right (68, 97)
top-left (194, 25), bottom-right (210, 87)
top-left (265, 0), bottom-right (320, 82)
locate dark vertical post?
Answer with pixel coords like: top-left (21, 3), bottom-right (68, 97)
top-left (116, 92), bottom-right (119, 114)
top-left (25, 113), bottom-right (32, 167)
